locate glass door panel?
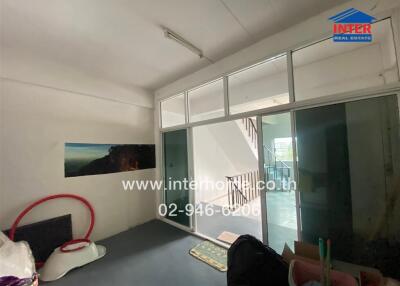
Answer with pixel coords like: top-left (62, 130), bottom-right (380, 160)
top-left (295, 94), bottom-right (400, 279)
top-left (261, 112), bottom-right (298, 253)
top-left (163, 129), bottom-right (190, 227)
top-left (193, 119), bottom-right (262, 241)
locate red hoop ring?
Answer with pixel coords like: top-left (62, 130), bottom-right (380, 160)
top-left (8, 194), bottom-right (95, 266)
top-left (60, 238), bottom-right (91, 253)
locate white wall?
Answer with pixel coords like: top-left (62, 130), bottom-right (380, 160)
top-left (0, 50), bottom-right (156, 241)
top-left (1, 47), bottom-right (153, 109)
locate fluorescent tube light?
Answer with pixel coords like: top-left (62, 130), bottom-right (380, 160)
top-left (163, 27), bottom-right (203, 58)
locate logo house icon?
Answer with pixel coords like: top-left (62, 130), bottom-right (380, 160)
top-left (329, 8), bottom-right (376, 42)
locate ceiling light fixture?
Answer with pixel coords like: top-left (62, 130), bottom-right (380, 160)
top-left (163, 27), bottom-right (203, 58)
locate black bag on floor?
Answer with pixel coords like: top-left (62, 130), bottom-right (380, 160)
top-left (227, 234), bottom-right (289, 286)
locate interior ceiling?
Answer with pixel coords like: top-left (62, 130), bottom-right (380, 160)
top-left (1, 0), bottom-right (349, 92)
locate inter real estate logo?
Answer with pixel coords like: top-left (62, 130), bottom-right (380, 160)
top-left (329, 8), bottom-right (376, 42)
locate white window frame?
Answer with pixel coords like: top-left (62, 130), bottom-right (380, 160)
top-left (156, 14), bottom-right (400, 247)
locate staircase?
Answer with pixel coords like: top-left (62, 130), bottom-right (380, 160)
top-left (226, 170), bottom-right (259, 210)
top-left (226, 117), bottom-right (291, 210)
top-left (236, 117), bottom-right (258, 158)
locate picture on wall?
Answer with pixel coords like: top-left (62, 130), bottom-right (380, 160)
top-left (65, 143), bottom-right (155, 177)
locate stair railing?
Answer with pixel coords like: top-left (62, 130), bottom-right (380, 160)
top-left (226, 170), bottom-right (260, 210)
top-left (242, 117), bottom-right (290, 178)
top-left (242, 117), bottom-right (257, 149)
top-left (241, 117), bottom-right (291, 186)
top-left (264, 146), bottom-right (291, 184)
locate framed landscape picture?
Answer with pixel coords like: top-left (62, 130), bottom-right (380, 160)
top-left (65, 143), bottom-right (155, 177)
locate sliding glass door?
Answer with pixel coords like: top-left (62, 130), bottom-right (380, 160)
top-left (295, 94), bottom-right (400, 279)
top-left (161, 94), bottom-right (400, 279)
top-left (260, 112), bottom-right (298, 253)
top-left (163, 129), bottom-right (190, 227)
top-left (259, 93), bottom-right (400, 279)
top-left (192, 119), bottom-right (262, 241)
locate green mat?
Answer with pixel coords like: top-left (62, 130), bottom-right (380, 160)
top-left (189, 241), bottom-right (228, 272)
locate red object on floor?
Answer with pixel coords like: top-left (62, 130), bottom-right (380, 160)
top-left (8, 194), bottom-right (95, 265)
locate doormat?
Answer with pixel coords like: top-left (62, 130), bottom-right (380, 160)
top-left (189, 241), bottom-right (228, 272)
top-left (217, 231), bottom-right (239, 244)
